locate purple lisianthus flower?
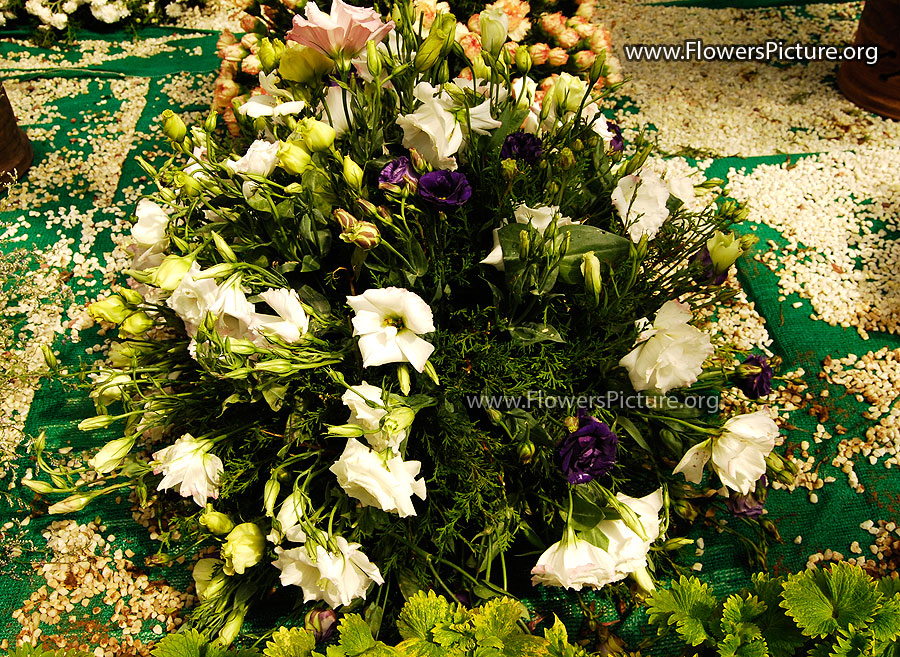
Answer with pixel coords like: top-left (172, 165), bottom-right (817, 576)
top-left (690, 247), bottom-right (728, 285)
top-left (379, 156), bottom-right (418, 192)
top-left (734, 355), bottom-right (774, 398)
top-left (607, 122), bottom-right (624, 152)
top-left (418, 170), bottom-right (472, 209)
top-left (727, 475), bottom-right (767, 519)
top-left (557, 414), bottom-right (618, 485)
top-left (500, 132), bottom-right (543, 165)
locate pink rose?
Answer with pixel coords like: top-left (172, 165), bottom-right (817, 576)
top-left (529, 42), bottom-right (549, 65)
top-left (286, 0), bottom-right (395, 62)
top-left (547, 47), bottom-right (568, 66)
top-left (573, 50), bottom-right (595, 70)
top-left (556, 28), bottom-right (580, 50)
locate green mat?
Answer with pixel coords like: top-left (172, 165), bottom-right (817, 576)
top-left (2, 2), bottom-right (897, 652)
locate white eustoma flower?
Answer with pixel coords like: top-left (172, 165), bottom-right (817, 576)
top-left (323, 85), bottom-right (353, 137)
top-left (395, 82), bottom-right (463, 171)
top-left (167, 264), bottom-right (219, 337)
top-left (531, 530), bottom-right (619, 590)
top-left (226, 139), bottom-right (280, 198)
top-left (132, 199), bottom-right (170, 250)
top-left (595, 489), bottom-right (663, 581)
top-left (666, 173), bottom-right (695, 205)
top-left (152, 434), bottom-right (223, 506)
top-left (329, 438), bottom-right (426, 517)
top-left (273, 536), bottom-right (384, 607)
top-left (618, 300), bottom-right (713, 394)
top-left (342, 382), bottom-right (407, 452)
top-left (481, 204), bottom-right (576, 271)
top-left (611, 170), bottom-right (671, 241)
top-left (250, 288), bottom-right (310, 344)
top-left (209, 278), bottom-right (257, 339)
top-left (221, 522), bottom-right (265, 575)
top-left (239, 94), bottom-right (306, 119)
top-left (267, 490), bottom-right (308, 545)
top-left (674, 411), bottom-right (778, 495)
top-left (347, 287), bottom-right (435, 372)
top-left (464, 99), bottom-right (502, 135)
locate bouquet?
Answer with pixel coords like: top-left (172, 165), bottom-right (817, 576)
top-left (28, 0), bottom-right (796, 645)
top-left (212, 0), bottom-right (622, 137)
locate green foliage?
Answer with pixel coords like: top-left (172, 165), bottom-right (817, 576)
top-left (264, 628), bottom-right (319, 657)
top-left (4, 648), bottom-right (93, 657)
top-left (646, 564), bottom-right (900, 657)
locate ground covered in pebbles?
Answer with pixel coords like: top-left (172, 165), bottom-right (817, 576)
top-left (1, 0), bottom-right (900, 653)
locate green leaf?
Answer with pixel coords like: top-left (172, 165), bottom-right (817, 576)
top-left (828, 629), bottom-right (871, 657)
top-left (544, 616), bottom-right (587, 657)
top-left (7, 648), bottom-right (94, 657)
top-left (569, 492), bottom-right (607, 532)
top-left (614, 416), bottom-right (651, 452)
top-left (471, 598), bottom-right (547, 657)
top-left (781, 563), bottom-right (882, 638)
top-left (717, 594), bottom-right (767, 657)
top-left (151, 629), bottom-right (207, 657)
top-left (877, 577), bottom-right (900, 599)
top-left (646, 576), bottom-right (718, 646)
top-left (869, 595), bottom-right (900, 643)
top-left (334, 615), bottom-right (376, 655)
top-left (507, 323), bottom-right (564, 345)
top-left (555, 225), bottom-right (631, 285)
top-left (264, 627), bottom-right (318, 657)
top-left (396, 590), bottom-right (454, 642)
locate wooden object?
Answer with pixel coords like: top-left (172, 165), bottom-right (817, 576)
top-left (0, 81), bottom-right (34, 184)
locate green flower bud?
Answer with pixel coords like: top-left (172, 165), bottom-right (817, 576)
top-left (211, 231), bottom-right (237, 263)
top-left (90, 371), bottom-right (131, 406)
top-left (479, 7), bottom-right (509, 57)
top-left (589, 48), bottom-right (607, 86)
top-left (161, 109), bottom-right (187, 142)
top-left (221, 523), bottom-right (265, 575)
top-left (254, 359), bottom-right (298, 374)
top-left (284, 182), bottom-right (305, 194)
top-left (89, 436), bottom-right (135, 474)
top-left (517, 439), bottom-right (535, 464)
top-left (471, 54), bottom-right (491, 81)
top-left (414, 32), bottom-right (445, 72)
top-left (258, 38), bottom-right (280, 73)
top-left (280, 43), bottom-right (334, 85)
top-left (557, 147), bottom-right (576, 170)
top-left (501, 158), bottom-right (518, 181)
top-left (199, 505), bottom-right (235, 535)
top-left (707, 230), bottom-right (743, 273)
top-left (263, 477), bottom-right (280, 517)
top-left (204, 110), bottom-right (218, 133)
top-left (120, 311), bottom-right (154, 336)
top-left (397, 363), bottom-right (411, 395)
top-left (580, 251), bottom-right (602, 306)
top-left (424, 360), bottom-right (440, 385)
top-left (327, 424), bottom-right (366, 438)
top-left (89, 295), bottom-right (129, 324)
top-left (671, 498), bottom-right (699, 521)
top-left (48, 491), bottom-right (98, 515)
top-left (366, 40), bottom-right (382, 78)
top-left (340, 220), bottom-right (380, 249)
top-left (151, 254), bottom-right (193, 290)
top-left (41, 344), bottom-right (58, 371)
top-left (21, 477), bottom-right (58, 494)
top-left (300, 119), bottom-right (336, 153)
top-left (117, 286), bottom-right (143, 306)
top-left (662, 537), bottom-right (695, 551)
top-left (217, 607), bottom-right (247, 646)
top-left (739, 233), bottom-right (759, 252)
top-left (518, 229), bottom-right (531, 260)
top-left (277, 140), bottom-right (312, 175)
top-left (78, 415), bottom-right (118, 431)
top-left (342, 157), bottom-right (364, 190)
top-left (382, 406), bottom-right (416, 436)
top-left (173, 171), bottom-right (202, 197)
top-left (192, 558), bottom-right (226, 600)
top-left (515, 45), bottom-right (532, 75)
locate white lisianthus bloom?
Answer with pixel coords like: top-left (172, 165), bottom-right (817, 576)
top-left (89, 370), bottom-right (131, 406)
top-left (611, 170), bottom-right (671, 242)
top-left (595, 489), bottom-right (663, 581)
top-left (329, 438), bottom-right (426, 517)
top-left (209, 278), bottom-right (257, 339)
top-left (323, 85), bottom-right (353, 136)
top-left (238, 94), bottom-right (306, 119)
top-left (132, 199), bottom-right (170, 250)
top-left (674, 411), bottom-right (778, 495)
top-left (347, 287), bottom-right (435, 372)
top-left (267, 490), bottom-right (308, 545)
top-left (167, 264), bottom-right (219, 337)
top-left (88, 436), bottom-right (135, 474)
top-left (342, 382), bottom-right (407, 452)
top-left (192, 558), bottom-right (224, 600)
top-left (273, 536), bottom-right (384, 607)
top-left (618, 300), bottom-right (713, 394)
top-left (250, 288), bottom-right (310, 344)
top-left (226, 139), bottom-right (280, 199)
top-left (152, 434), bottom-right (223, 506)
top-left (395, 82), bottom-right (463, 171)
top-left (464, 99), bottom-right (502, 136)
top-left (666, 173), bottom-right (695, 205)
top-left (221, 522), bottom-right (265, 575)
top-left (531, 529), bottom-right (618, 590)
top-left (481, 204), bottom-right (576, 271)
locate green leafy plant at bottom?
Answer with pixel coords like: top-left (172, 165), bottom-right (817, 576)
top-left (646, 561), bottom-right (900, 657)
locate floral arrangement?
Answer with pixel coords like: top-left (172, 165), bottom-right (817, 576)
top-left (0, 0), bottom-right (203, 42)
top-left (212, 0), bottom-right (622, 137)
top-left (28, 0), bottom-right (797, 648)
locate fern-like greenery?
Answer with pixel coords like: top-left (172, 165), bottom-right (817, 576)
top-left (646, 562), bottom-right (900, 657)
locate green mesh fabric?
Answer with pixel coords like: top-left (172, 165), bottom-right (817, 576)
top-left (0, 7), bottom-right (894, 654)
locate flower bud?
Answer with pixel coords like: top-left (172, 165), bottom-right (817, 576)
top-left (580, 251), bottom-right (602, 306)
top-left (48, 491), bottom-right (97, 515)
top-left (151, 254), bottom-right (193, 291)
top-left (305, 608), bottom-right (337, 642)
top-left (409, 149), bottom-right (428, 173)
top-left (258, 38), bottom-right (280, 73)
top-left (277, 140), bottom-right (312, 175)
top-left (221, 523), bottom-right (265, 575)
top-left (263, 477), bottom-right (281, 517)
top-left (161, 109), bottom-right (187, 142)
top-left (78, 415), bottom-right (118, 431)
top-left (397, 363), bottom-right (411, 395)
top-left (589, 48), bottom-right (607, 84)
top-left (366, 39), bottom-right (382, 78)
top-left (517, 439), bottom-right (535, 464)
top-left (121, 312), bottom-right (154, 336)
top-left (254, 359), bottom-right (298, 374)
top-left (630, 566), bottom-right (655, 595)
top-left (200, 505), bottom-right (235, 535)
top-left (218, 607), bottom-right (247, 646)
top-left (192, 558), bottom-right (226, 600)
top-left (284, 182), bottom-right (305, 194)
top-left (739, 233), bottom-right (759, 251)
top-left (414, 32), bottom-right (445, 72)
top-left (548, 47), bottom-right (569, 67)
top-left (41, 344), bottom-right (58, 371)
top-left (557, 147), bottom-right (576, 170)
top-left (515, 45), bottom-right (532, 74)
top-left (480, 7), bottom-right (509, 57)
top-left (707, 231), bottom-right (742, 273)
top-left (662, 537), bottom-right (695, 551)
top-left (89, 295), bottom-right (129, 324)
top-left (342, 157), bottom-right (364, 190)
top-left (334, 208), bottom-right (358, 231)
top-left (345, 220), bottom-right (380, 249)
top-left (383, 406), bottom-right (416, 436)
top-left (301, 119), bottom-right (336, 153)
top-left (88, 436), bottom-right (135, 474)
top-left (671, 498), bottom-right (698, 521)
top-left (22, 478), bottom-right (58, 494)
top-left (424, 360), bottom-right (440, 385)
top-left (760, 518), bottom-right (781, 541)
top-left (280, 43), bottom-right (335, 84)
top-left (327, 424), bottom-right (366, 438)
top-left (471, 54), bottom-right (491, 81)
top-left (517, 229), bottom-right (531, 260)
top-left (173, 171), bottom-right (202, 197)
